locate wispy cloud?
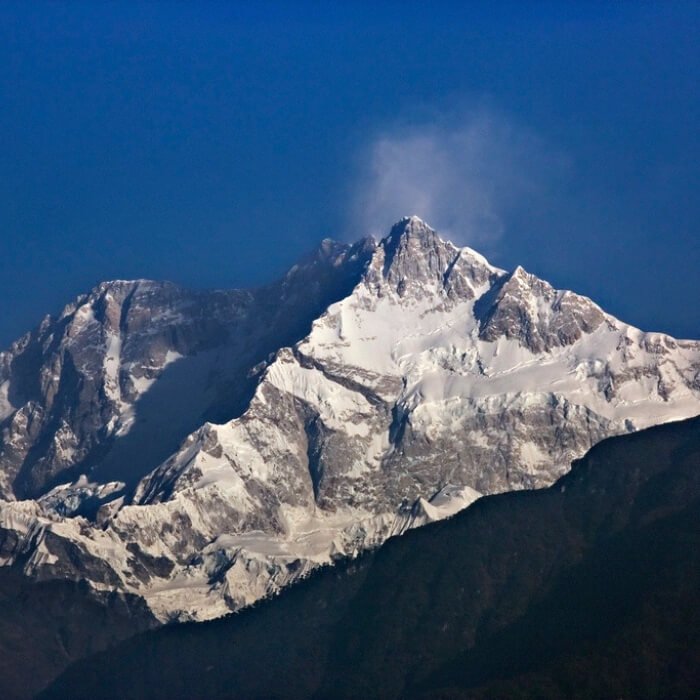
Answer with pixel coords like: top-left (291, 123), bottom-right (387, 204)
top-left (348, 108), bottom-right (569, 250)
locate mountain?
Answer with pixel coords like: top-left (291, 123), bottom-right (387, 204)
top-left (1, 216), bottom-right (699, 626)
top-left (41, 415), bottom-right (700, 700)
top-left (0, 237), bottom-right (374, 501)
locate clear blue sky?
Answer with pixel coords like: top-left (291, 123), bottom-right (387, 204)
top-left (1, 1), bottom-right (698, 345)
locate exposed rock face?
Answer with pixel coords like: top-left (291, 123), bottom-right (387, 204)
top-left (1, 216), bottom-right (699, 622)
top-left (0, 238), bottom-right (375, 500)
top-left (477, 266), bottom-right (608, 352)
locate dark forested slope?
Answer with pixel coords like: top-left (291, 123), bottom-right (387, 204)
top-left (0, 567), bottom-right (156, 700)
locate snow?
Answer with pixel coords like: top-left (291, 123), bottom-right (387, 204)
top-left (38, 476), bottom-right (126, 517)
top-left (419, 484), bottom-right (482, 521)
top-left (265, 356), bottom-right (375, 436)
top-left (102, 224), bottom-right (700, 619)
top-left (0, 380), bottom-right (14, 422)
top-left (103, 332), bottom-right (123, 410)
top-left (126, 349), bottom-right (184, 398)
top-left (302, 285), bottom-right (700, 444)
top-left (2, 218), bottom-right (700, 625)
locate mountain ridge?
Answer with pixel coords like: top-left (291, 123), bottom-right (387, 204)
top-left (0, 216), bottom-right (699, 625)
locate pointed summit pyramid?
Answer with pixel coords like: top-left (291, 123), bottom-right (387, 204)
top-left (381, 216), bottom-right (454, 287)
top-left (363, 216), bottom-right (499, 300)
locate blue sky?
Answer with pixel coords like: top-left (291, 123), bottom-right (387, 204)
top-left (0, 2), bottom-right (698, 345)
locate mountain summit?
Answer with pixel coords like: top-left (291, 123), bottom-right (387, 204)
top-left (367, 216), bottom-right (496, 300)
top-left (0, 218), bottom-right (699, 623)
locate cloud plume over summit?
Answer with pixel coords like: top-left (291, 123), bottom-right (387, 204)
top-left (350, 109), bottom-right (568, 250)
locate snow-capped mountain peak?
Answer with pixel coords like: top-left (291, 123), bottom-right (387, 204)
top-left (1, 217), bottom-right (699, 622)
top-left (365, 216), bottom-right (499, 302)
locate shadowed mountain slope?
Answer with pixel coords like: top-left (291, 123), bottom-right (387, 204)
top-left (0, 567), bottom-right (156, 700)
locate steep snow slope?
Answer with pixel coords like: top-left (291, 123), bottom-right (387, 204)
top-left (1, 217), bottom-right (699, 621)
